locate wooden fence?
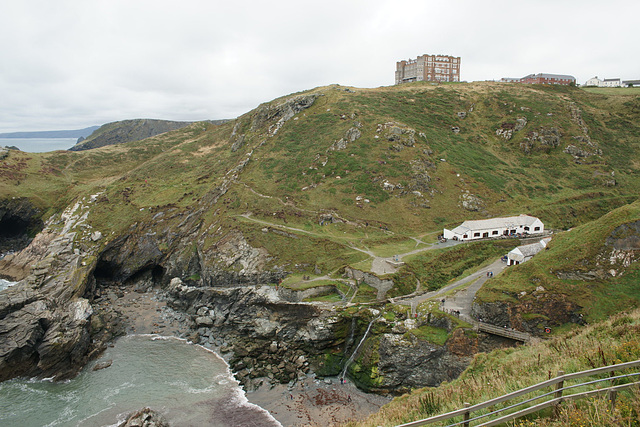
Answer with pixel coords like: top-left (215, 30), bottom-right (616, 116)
top-left (396, 359), bottom-right (640, 427)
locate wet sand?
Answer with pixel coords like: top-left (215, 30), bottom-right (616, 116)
top-left (247, 376), bottom-right (390, 427)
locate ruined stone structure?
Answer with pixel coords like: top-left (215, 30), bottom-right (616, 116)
top-left (395, 54), bottom-right (460, 84)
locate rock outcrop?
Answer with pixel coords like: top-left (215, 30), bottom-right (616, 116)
top-left (0, 196), bottom-right (107, 381)
top-left (165, 278), bottom-right (346, 388)
top-left (118, 407), bottom-right (169, 427)
top-left (471, 293), bottom-right (584, 335)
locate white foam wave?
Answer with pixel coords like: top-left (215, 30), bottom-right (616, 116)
top-left (0, 279), bottom-right (16, 291)
top-left (43, 404), bottom-right (76, 427)
top-left (75, 403), bottom-right (117, 427)
top-left (229, 384), bottom-right (283, 427)
top-left (101, 381), bottom-right (135, 400)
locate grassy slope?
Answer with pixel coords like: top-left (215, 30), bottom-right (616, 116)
top-left (349, 308), bottom-right (640, 426)
top-left (1, 82), bottom-right (639, 303)
top-left (477, 200), bottom-right (640, 324)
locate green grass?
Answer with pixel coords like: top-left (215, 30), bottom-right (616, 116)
top-left (3, 80), bottom-right (640, 327)
top-left (391, 240), bottom-right (518, 297)
top-left (477, 200), bottom-right (640, 323)
top-left (405, 325), bottom-right (450, 346)
top-left (580, 86), bottom-right (640, 96)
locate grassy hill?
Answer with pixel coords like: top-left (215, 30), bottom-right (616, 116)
top-left (1, 81), bottom-right (639, 312)
top-left (2, 81), bottom-right (640, 422)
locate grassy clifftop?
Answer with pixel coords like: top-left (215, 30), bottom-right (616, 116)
top-left (3, 82), bottom-right (639, 228)
top-left (0, 82), bottom-right (639, 306)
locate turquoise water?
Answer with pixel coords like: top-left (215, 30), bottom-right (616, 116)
top-left (0, 138), bottom-right (76, 152)
top-left (0, 335), bottom-right (280, 427)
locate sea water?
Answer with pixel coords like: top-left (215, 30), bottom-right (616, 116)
top-left (0, 335), bottom-right (280, 427)
top-left (0, 138), bottom-right (77, 152)
top-left (0, 279), bottom-right (16, 291)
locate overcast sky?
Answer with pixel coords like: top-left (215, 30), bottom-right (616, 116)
top-left (1, 0), bottom-right (638, 132)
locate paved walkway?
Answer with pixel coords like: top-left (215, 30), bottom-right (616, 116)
top-left (396, 258), bottom-right (508, 322)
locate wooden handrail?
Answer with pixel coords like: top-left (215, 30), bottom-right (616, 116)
top-left (396, 359), bottom-right (640, 427)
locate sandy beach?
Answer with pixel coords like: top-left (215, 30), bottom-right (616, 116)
top-left (246, 376), bottom-right (390, 427)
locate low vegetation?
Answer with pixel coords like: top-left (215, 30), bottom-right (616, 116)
top-left (349, 308), bottom-right (640, 426)
top-left (477, 200), bottom-right (640, 323)
top-left (2, 81), bottom-right (640, 424)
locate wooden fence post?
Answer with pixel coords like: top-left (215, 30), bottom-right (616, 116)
top-left (463, 402), bottom-right (471, 427)
top-left (553, 370), bottom-right (565, 417)
top-left (608, 389), bottom-right (617, 412)
top-left (554, 371), bottom-right (565, 400)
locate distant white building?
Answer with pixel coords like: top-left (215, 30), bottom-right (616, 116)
top-left (584, 76), bottom-right (602, 86)
top-left (443, 214), bottom-right (544, 241)
top-left (602, 78), bottom-right (622, 87)
top-left (507, 238), bottom-right (551, 266)
top-left (583, 76), bottom-right (622, 87)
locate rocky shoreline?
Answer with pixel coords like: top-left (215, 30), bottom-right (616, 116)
top-left (89, 283), bottom-right (390, 426)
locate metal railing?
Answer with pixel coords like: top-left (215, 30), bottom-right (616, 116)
top-left (396, 359), bottom-right (640, 427)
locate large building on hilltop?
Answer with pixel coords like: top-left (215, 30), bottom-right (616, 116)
top-left (395, 54), bottom-right (460, 85)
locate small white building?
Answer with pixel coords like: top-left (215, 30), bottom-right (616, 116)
top-left (584, 76), bottom-right (602, 87)
top-left (443, 214), bottom-right (544, 241)
top-left (602, 78), bottom-right (622, 87)
top-left (507, 238), bottom-right (551, 266)
top-left (583, 76), bottom-right (622, 87)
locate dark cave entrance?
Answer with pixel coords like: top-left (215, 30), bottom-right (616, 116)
top-left (92, 255), bottom-right (167, 293)
top-left (0, 215), bottom-right (29, 238)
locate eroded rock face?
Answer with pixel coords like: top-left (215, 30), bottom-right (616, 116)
top-left (165, 279), bottom-right (345, 388)
top-left (0, 196), bottom-right (105, 381)
top-left (118, 407), bottom-right (169, 427)
top-left (606, 220), bottom-right (640, 251)
top-left (250, 94), bottom-right (321, 135)
top-left (471, 294), bottom-right (584, 334)
top-left (375, 332), bottom-right (470, 393)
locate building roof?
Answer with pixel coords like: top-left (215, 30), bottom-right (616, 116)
top-left (603, 78), bottom-right (621, 81)
top-left (530, 73), bottom-right (576, 80)
top-left (452, 215), bottom-right (541, 234)
top-left (508, 238), bottom-right (550, 262)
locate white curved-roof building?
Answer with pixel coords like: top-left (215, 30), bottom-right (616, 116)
top-left (443, 214), bottom-right (544, 241)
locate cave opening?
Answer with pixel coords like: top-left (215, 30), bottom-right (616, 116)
top-left (0, 215), bottom-right (29, 238)
top-left (93, 259), bottom-right (118, 282)
top-left (152, 265), bottom-right (165, 283)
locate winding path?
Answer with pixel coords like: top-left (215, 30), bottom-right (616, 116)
top-left (395, 258), bottom-right (508, 322)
